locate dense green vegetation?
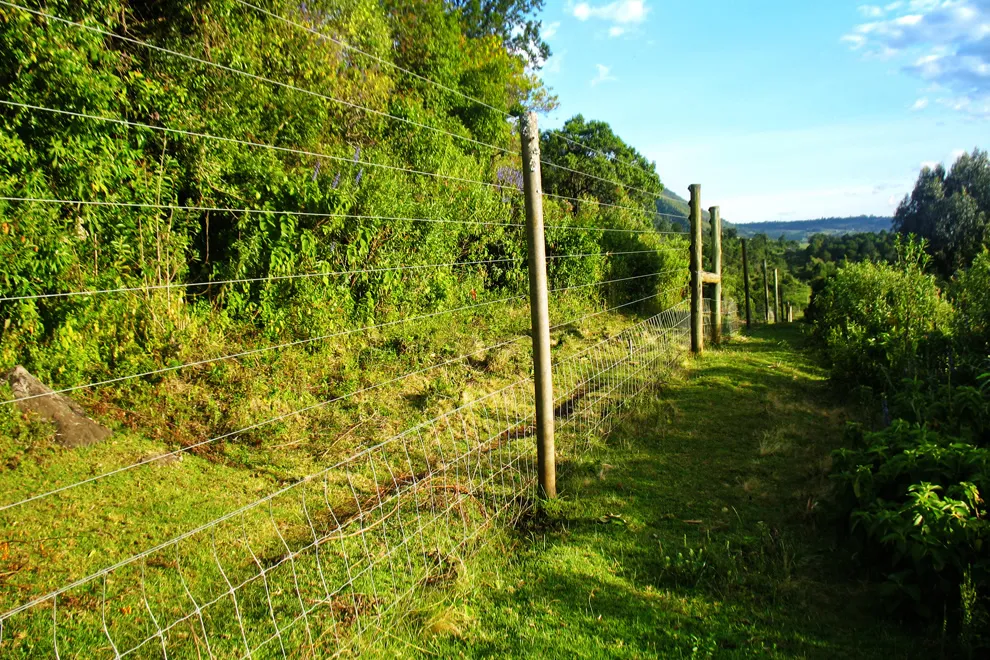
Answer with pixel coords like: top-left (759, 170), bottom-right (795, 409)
top-left (0, 0), bottom-right (684, 390)
top-left (894, 149), bottom-right (990, 278)
top-left (808, 148), bottom-right (990, 653)
top-left (367, 326), bottom-right (927, 658)
top-left (734, 215), bottom-right (892, 241)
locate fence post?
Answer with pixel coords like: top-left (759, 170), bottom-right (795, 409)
top-left (709, 205), bottom-right (722, 344)
top-left (774, 269), bottom-right (781, 326)
top-left (763, 258), bottom-right (771, 323)
top-left (689, 184), bottom-right (703, 354)
top-left (519, 111), bottom-right (556, 499)
top-left (741, 238), bottom-right (752, 330)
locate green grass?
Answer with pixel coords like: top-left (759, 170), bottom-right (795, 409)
top-left (0, 291), bottom-right (688, 657)
top-left (366, 325), bottom-right (930, 658)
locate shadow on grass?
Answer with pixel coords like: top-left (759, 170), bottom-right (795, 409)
top-left (415, 325), bottom-right (930, 659)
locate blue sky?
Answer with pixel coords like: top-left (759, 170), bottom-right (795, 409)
top-left (535, 1), bottom-right (990, 223)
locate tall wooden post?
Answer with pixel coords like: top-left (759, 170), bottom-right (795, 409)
top-left (763, 259), bottom-right (771, 323)
top-left (519, 111), bottom-right (555, 499)
top-left (774, 269), bottom-right (781, 326)
top-left (689, 184), bottom-right (703, 354)
top-left (741, 239), bottom-right (752, 330)
top-left (709, 206), bottom-right (722, 344)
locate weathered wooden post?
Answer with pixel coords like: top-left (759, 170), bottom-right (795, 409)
top-left (741, 239), bottom-right (752, 330)
top-left (519, 111), bottom-right (555, 499)
top-left (774, 269), bottom-right (781, 326)
top-left (709, 206), bottom-right (722, 344)
top-left (689, 184), bottom-right (703, 354)
top-left (763, 259), bottom-right (771, 323)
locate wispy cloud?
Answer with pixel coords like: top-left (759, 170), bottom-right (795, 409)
top-left (543, 21), bottom-right (560, 40)
top-left (843, 1), bottom-right (990, 119)
top-left (910, 96), bottom-right (929, 110)
top-left (590, 63), bottom-right (617, 86)
top-left (571, 1), bottom-right (649, 38)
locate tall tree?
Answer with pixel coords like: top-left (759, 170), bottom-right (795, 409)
top-left (894, 149), bottom-right (989, 275)
top-left (447, 0), bottom-right (550, 67)
top-left (540, 115), bottom-right (663, 214)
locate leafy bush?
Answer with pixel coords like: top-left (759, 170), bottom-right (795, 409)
top-left (831, 422), bottom-right (989, 641)
top-left (812, 238), bottom-right (952, 390)
top-left (953, 250), bottom-right (990, 369)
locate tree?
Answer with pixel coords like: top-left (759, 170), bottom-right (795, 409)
top-left (447, 0), bottom-right (550, 67)
top-left (540, 115), bottom-right (663, 215)
top-left (894, 149), bottom-right (989, 276)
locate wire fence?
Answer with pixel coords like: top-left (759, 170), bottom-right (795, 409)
top-left (0, 1), bottom-right (742, 656)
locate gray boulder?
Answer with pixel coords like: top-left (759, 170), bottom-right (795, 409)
top-left (5, 366), bottom-right (111, 448)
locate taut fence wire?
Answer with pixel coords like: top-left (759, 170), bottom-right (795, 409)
top-left (0, 0), bottom-right (744, 656)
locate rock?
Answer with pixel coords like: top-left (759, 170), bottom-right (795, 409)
top-left (5, 366), bottom-right (111, 448)
top-left (144, 451), bottom-right (182, 466)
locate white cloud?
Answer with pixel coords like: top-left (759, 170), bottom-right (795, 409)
top-left (920, 160), bottom-right (940, 169)
top-left (590, 63), bottom-right (616, 86)
top-left (543, 21), bottom-right (560, 40)
top-left (910, 96), bottom-right (929, 109)
top-left (572, 0), bottom-right (649, 24)
top-left (843, 1), bottom-right (990, 118)
top-left (609, 26), bottom-right (625, 37)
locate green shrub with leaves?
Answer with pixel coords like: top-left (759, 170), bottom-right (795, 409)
top-left (831, 421), bottom-right (990, 641)
top-left (812, 237), bottom-right (952, 391)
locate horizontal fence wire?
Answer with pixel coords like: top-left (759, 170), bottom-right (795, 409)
top-left (552, 300), bottom-right (691, 463)
top-left (0, 248), bottom-right (674, 303)
top-left (0, 2), bottom-right (703, 656)
top-left (0, 299), bottom-right (695, 657)
top-left (0, 294), bottom-right (526, 407)
top-left (0, 1), bottom-right (516, 159)
top-left (550, 269), bottom-right (683, 294)
top-left (0, 100), bottom-right (517, 195)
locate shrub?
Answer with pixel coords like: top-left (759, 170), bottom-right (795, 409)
top-left (812, 238), bottom-right (952, 391)
top-left (831, 422), bottom-right (990, 635)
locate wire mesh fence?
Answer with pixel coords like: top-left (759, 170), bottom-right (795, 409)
top-left (0, 1), bottom-right (731, 656)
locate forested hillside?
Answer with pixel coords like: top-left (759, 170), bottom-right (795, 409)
top-left (735, 215), bottom-right (891, 241)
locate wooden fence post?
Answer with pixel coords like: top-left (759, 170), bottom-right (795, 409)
top-left (741, 238), bottom-right (752, 330)
top-left (774, 269), bottom-right (781, 326)
top-left (763, 259), bottom-right (771, 323)
top-left (709, 205), bottom-right (722, 344)
top-left (519, 111), bottom-right (556, 499)
top-left (689, 184), bottom-right (703, 354)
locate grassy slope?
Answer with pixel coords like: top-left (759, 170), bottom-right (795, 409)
top-left (371, 325), bottom-right (928, 658)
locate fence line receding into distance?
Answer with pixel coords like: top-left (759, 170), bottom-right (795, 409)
top-left (0, 1), bottom-right (740, 655)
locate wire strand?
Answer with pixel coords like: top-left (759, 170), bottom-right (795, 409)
top-left (0, 100), bottom-right (513, 194)
top-left (549, 285), bottom-right (687, 331)
top-left (538, 159), bottom-right (662, 199)
top-left (0, 374), bottom-right (532, 621)
top-left (0, 334), bottom-right (529, 514)
top-left (550, 268), bottom-right (683, 294)
top-left (0, 294), bottom-right (526, 406)
top-left (0, 1), bottom-right (516, 159)
top-left (545, 129), bottom-right (660, 180)
top-left (0, 196), bottom-right (524, 230)
top-left (232, 0), bottom-right (512, 118)
top-left (543, 190), bottom-right (686, 218)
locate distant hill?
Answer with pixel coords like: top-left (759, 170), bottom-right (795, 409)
top-left (733, 216), bottom-right (892, 241)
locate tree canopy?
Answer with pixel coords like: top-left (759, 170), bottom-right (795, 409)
top-left (894, 149), bottom-right (990, 276)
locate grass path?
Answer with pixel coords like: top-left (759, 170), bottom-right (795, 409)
top-left (373, 325), bottom-right (928, 658)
